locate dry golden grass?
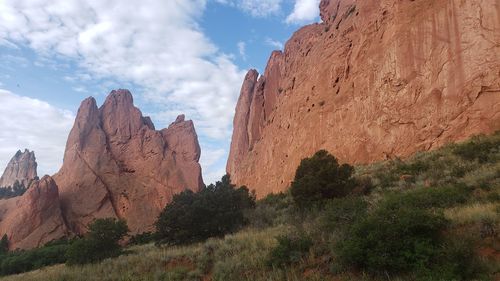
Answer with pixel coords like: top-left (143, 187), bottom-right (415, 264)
top-left (0, 227), bottom-right (290, 281)
top-left (444, 202), bottom-right (499, 225)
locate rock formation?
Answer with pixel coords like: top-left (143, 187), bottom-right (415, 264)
top-left (0, 149), bottom-right (37, 188)
top-left (0, 176), bottom-right (68, 250)
top-left (227, 0), bottom-right (500, 198)
top-left (53, 89), bottom-right (204, 234)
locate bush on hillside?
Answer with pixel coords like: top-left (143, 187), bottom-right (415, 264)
top-left (66, 218), bottom-right (128, 265)
top-left (0, 235), bottom-right (8, 255)
top-left (383, 184), bottom-right (471, 210)
top-left (247, 192), bottom-right (292, 229)
top-left (290, 150), bottom-right (355, 208)
top-left (336, 204), bottom-right (448, 275)
top-left (258, 192), bottom-right (290, 210)
top-left (129, 231), bottom-right (158, 245)
top-left (395, 159), bottom-right (430, 176)
top-left (267, 234), bottom-right (312, 268)
top-left (453, 134), bottom-right (499, 163)
top-left (427, 238), bottom-right (485, 280)
top-left (322, 196), bottom-right (367, 233)
top-left (0, 239), bottom-right (71, 275)
top-left (156, 174), bottom-right (256, 245)
top-left (335, 196), bottom-right (482, 280)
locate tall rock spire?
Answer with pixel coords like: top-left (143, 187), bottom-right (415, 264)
top-left (0, 149), bottom-right (37, 188)
top-left (54, 89), bottom-right (204, 234)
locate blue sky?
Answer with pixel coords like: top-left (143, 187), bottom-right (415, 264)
top-left (0, 0), bottom-right (320, 185)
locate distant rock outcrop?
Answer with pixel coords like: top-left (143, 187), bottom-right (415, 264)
top-left (0, 176), bottom-right (68, 250)
top-left (53, 89), bottom-right (204, 235)
top-left (0, 149), bottom-right (37, 188)
top-left (227, 0), bottom-right (500, 198)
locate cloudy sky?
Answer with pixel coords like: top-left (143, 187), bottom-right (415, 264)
top-left (0, 0), bottom-right (321, 185)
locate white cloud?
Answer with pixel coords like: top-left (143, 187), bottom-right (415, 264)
top-left (0, 0), bottom-right (248, 183)
top-left (286, 0), bottom-right (320, 24)
top-left (0, 89), bottom-right (74, 177)
top-left (204, 167), bottom-right (227, 186)
top-left (237, 41), bottom-right (246, 60)
top-left (0, 0), bottom-right (245, 139)
top-left (217, 0), bottom-right (282, 17)
top-left (72, 86), bottom-right (87, 93)
top-left (200, 148), bottom-right (226, 184)
top-left (265, 37), bottom-right (284, 49)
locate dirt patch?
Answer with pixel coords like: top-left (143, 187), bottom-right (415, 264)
top-left (165, 257), bottom-right (196, 271)
top-left (478, 246), bottom-right (500, 261)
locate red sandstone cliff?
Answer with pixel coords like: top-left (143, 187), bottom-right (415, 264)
top-left (227, 0), bottom-right (500, 198)
top-left (0, 149), bottom-right (37, 188)
top-left (0, 176), bottom-right (68, 250)
top-left (53, 89), bottom-right (204, 234)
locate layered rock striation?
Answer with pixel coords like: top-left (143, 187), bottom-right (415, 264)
top-left (53, 89), bottom-right (204, 234)
top-left (0, 149), bottom-right (37, 188)
top-left (227, 0), bottom-right (500, 197)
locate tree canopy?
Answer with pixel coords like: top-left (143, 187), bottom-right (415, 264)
top-left (156, 174), bottom-right (255, 245)
top-left (290, 150), bottom-right (355, 208)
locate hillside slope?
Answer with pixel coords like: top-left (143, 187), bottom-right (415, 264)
top-left (2, 132), bottom-right (498, 281)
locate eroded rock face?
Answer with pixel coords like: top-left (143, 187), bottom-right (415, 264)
top-left (0, 176), bottom-right (68, 250)
top-left (227, 0), bottom-right (500, 198)
top-left (53, 89), bottom-right (204, 234)
top-left (0, 149), bottom-right (37, 188)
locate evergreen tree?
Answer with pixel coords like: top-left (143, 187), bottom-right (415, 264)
top-left (0, 234), bottom-right (9, 255)
top-left (156, 174), bottom-right (255, 245)
top-left (290, 150), bottom-right (355, 208)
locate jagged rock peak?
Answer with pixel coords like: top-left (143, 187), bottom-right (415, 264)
top-left (54, 89), bottom-right (204, 235)
top-left (0, 149), bottom-right (37, 188)
top-left (174, 114), bottom-right (185, 123)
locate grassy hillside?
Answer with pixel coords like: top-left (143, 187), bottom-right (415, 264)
top-left (1, 132), bottom-right (499, 281)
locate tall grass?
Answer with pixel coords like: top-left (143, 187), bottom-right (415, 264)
top-left (444, 202), bottom-right (499, 225)
top-left (0, 227), bottom-right (290, 281)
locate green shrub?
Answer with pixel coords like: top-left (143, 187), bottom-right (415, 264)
top-left (337, 205), bottom-right (448, 275)
top-left (373, 168), bottom-right (398, 188)
top-left (486, 192), bottom-right (500, 202)
top-left (351, 176), bottom-right (374, 195)
top-left (322, 196), bottom-right (367, 232)
top-left (395, 159), bottom-right (430, 175)
top-left (247, 193), bottom-right (292, 228)
top-left (425, 238), bottom-right (484, 280)
top-left (383, 184), bottom-right (471, 210)
top-left (156, 174), bottom-right (255, 245)
top-left (336, 198), bottom-right (483, 280)
top-left (453, 134), bottom-right (499, 163)
top-left (290, 150), bottom-right (355, 208)
top-left (66, 239), bottom-right (100, 265)
top-left (129, 232), bottom-right (157, 245)
top-left (259, 192), bottom-right (290, 210)
top-left (267, 234), bottom-right (312, 268)
top-left (0, 239), bottom-right (71, 275)
top-left (66, 218), bottom-right (128, 265)
top-left (0, 235), bottom-right (8, 255)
